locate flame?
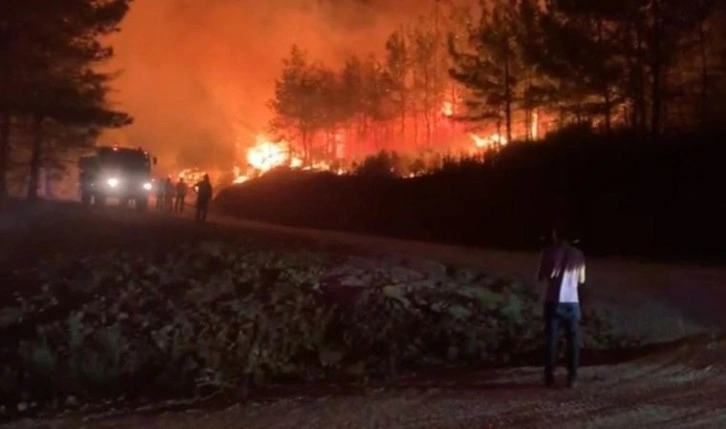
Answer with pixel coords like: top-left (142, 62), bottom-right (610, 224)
top-left (470, 133), bottom-right (507, 149)
top-left (441, 101), bottom-right (454, 117)
top-left (231, 165), bottom-right (248, 184)
top-left (177, 168), bottom-right (206, 184)
top-left (247, 136), bottom-right (292, 171)
top-left (303, 161), bottom-right (332, 171)
top-left (238, 134), bottom-right (347, 181)
top-left (232, 175), bottom-right (249, 184)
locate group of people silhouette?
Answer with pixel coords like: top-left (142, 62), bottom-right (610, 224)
top-left (155, 174), bottom-right (213, 223)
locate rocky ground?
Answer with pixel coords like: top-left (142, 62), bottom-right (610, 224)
top-left (2, 201), bottom-right (725, 428)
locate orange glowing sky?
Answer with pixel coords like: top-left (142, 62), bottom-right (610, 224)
top-left (103, 0), bottom-right (439, 170)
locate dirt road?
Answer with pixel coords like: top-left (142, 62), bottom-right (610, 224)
top-left (9, 336), bottom-right (726, 428)
top-left (3, 201), bottom-right (726, 428)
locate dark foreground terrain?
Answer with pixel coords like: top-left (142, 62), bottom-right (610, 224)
top-left (1, 200), bottom-right (725, 428)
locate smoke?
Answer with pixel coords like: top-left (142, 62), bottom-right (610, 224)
top-left (104, 0), bottom-right (430, 171)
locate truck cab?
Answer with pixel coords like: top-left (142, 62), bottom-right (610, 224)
top-left (79, 146), bottom-right (156, 209)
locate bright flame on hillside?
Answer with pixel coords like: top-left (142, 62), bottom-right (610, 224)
top-left (178, 168), bottom-right (206, 184)
top-left (247, 136), bottom-right (292, 171)
top-left (470, 133), bottom-right (507, 149)
top-left (441, 101), bottom-right (454, 117)
top-left (232, 175), bottom-right (249, 184)
top-left (231, 166), bottom-right (249, 184)
top-left (304, 161), bottom-right (332, 171)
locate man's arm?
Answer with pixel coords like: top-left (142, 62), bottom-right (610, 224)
top-left (536, 250), bottom-right (548, 283)
top-left (578, 254), bottom-right (587, 317)
top-left (536, 250), bottom-right (550, 310)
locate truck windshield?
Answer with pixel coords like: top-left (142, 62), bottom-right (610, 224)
top-left (99, 148), bottom-right (149, 172)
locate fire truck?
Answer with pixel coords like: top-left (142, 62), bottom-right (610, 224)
top-left (78, 146), bottom-right (157, 209)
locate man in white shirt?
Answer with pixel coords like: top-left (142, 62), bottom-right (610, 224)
top-left (537, 226), bottom-right (586, 388)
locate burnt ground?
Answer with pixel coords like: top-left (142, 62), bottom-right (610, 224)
top-left (2, 200), bottom-right (726, 428)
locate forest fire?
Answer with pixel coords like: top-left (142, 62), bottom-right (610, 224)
top-left (229, 135), bottom-right (336, 183)
top-left (246, 136), bottom-right (296, 172)
top-left (95, 0), bottom-right (725, 186)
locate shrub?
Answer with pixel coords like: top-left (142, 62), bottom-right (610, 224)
top-left (0, 242), bottom-right (630, 410)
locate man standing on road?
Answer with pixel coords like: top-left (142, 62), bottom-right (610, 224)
top-left (537, 226), bottom-right (586, 389)
top-left (174, 177), bottom-right (188, 213)
top-left (194, 174), bottom-right (213, 223)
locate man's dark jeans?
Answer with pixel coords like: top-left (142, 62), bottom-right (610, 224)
top-left (544, 302), bottom-right (581, 384)
top-left (196, 201), bottom-right (209, 223)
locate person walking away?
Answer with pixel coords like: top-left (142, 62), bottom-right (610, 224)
top-left (164, 178), bottom-right (175, 212)
top-left (537, 226), bottom-right (586, 389)
top-left (194, 174), bottom-right (213, 223)
top-left (174, 178), bottom-right (188, 213)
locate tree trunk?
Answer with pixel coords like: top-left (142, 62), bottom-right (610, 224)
top-left (503, 42), bottom-right (513, 145)
top-left (0, 112), bottom-right (10, 199)
top-left (302, 129), bottom-right (310, 166)
top-left (349, 124), bottom-right (356, 159)
top-left (524, 69), bottom-right (532, 141)
top-left (449, 83), bottom-right (458, 138)
top-left (27, 115), bottom-right (44, 201)
top-left (636, 29), bottom-right (647, 138)
top-left (400, 92), bottom-right (406, 145)
top-left (629, 20), bottom-right (648, 139)
top-left (597, 18), bottom-right (612, 134)
top-left (413, 107), bottom-right (419, 149)
top-left (650, 0), bottom-right (663, 139)
top-left (496, 119), bottom-right (502, 150)
top-left (424, 71), bottom-right (432, 149)
top-left (698, 20), bottom-right (710, 127)
top-left (604, 88), bottom-right (612, 134)
top-left (625, 28), bottom-right (639, 132)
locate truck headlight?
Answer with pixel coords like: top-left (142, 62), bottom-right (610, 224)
top-left (107, 178), bottom-right (119, 188)
top-left (143, 182), bottom-right (152, 191)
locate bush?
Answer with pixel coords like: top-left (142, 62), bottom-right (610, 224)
top-left (0, 242), bottom-right (628, 410)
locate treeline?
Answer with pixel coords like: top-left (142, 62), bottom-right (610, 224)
top-left (270, 7), bottom-right (462, 164)
top-left (216, 126), bottom-right (726, 263)
top-left (0, 1), bottom-right (132, 201)
top-left (270, 0), bottom-right (726, 164)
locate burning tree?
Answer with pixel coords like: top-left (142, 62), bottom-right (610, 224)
top-left (265, 0), bottom-right (726, 169)
top-left (449, 0), bottom-right (531, 146)
top-left (269, 45), bottom-right (337, 166)
top-left (268, 7), bottom-right (458, 163)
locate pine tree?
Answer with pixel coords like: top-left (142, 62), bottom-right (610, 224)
top-left (449, 0), bottom-right (521, 145)
top-left (360, 56), bottom-right (394, 152)
top-left (0, 0), bottom-right (132, 200)
top-left (339, 56), bottom-right (365, 157)
top-left (269, 46), bottom-right (336, 165)
top-left (410, 16), bottom-right (449, 149)
top-left (385, 29), bottom-right (411, 144)
top-left (535, 0), bottom-right (629, 133)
